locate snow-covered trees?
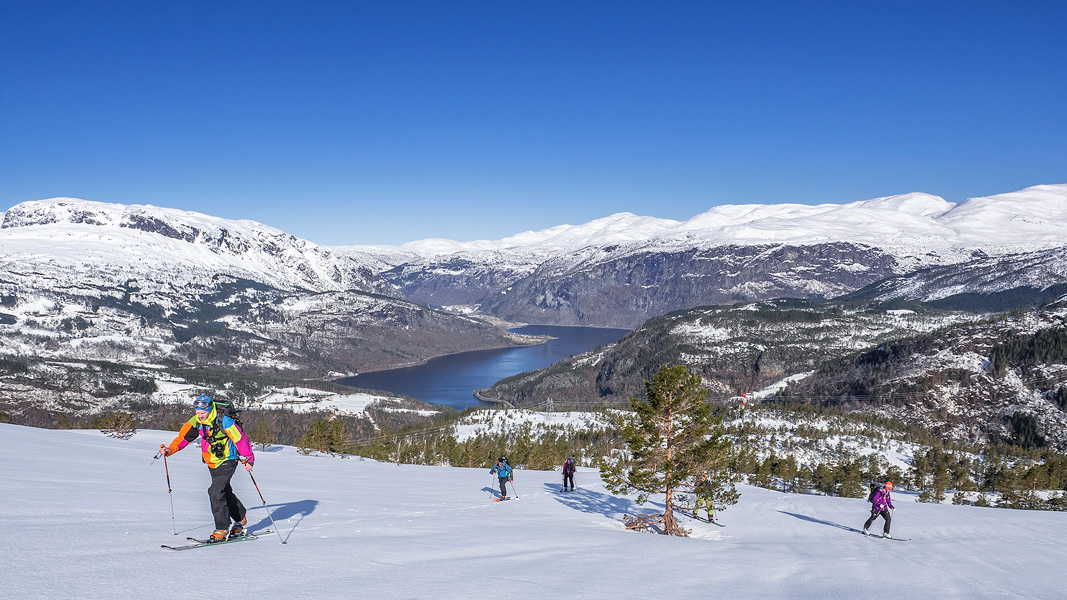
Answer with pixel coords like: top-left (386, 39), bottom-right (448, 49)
top-left (600, 365), bottom-right (737, 536)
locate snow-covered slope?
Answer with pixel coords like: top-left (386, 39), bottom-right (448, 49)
top-left (3, 423), bottom-right (1061, 599)
top-left (1, 198), bottom-right (387, 293)
top-left (354, 185), bottom-right (1067, 262)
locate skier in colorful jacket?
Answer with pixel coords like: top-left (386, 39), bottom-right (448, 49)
top-left (161, 395), bottom-right (255, 542)
top-left (863, 481), bottom-right (896, 538)
top-left (562, 457), bottom-right (576, 491)
top-left (490, 457), bottom-right (513, 500)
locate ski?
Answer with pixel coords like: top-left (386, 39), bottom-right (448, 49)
top-left (853, 529), bottom-right (910, 541)
top-left (688, 513), bottom-right (725, 527)
top-left (162, 531), bottom-right (269, 551)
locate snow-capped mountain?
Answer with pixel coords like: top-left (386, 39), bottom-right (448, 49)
top-left (667, 185), bottom-right (1067, 258)
top-left (1, 198), bottom-right (389, 293)
top-left (361, 185), bottom-right (1067, 327)
top-left (357, 185), bottom-right (1067, 260)
top-left (0, 198), bottom-right (526, 387)
top-left (3, 185), bottom-right (1066, 416)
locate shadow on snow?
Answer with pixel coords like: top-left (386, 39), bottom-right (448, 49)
top-left (778, 510), bottom-right (863, 534)
top-left (542, 482), bottom-right (637, 521)
top-left (250, 499), bottom-right (318, 543)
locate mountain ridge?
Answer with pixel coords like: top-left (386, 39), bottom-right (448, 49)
top-left (348, 184), bottom-right (1067, 261)
top-left (1, 197), bottom-right (389, 294)
top-left (352, 184), bottom-right (1067, 327)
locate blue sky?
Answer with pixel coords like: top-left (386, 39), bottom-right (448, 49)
top-left (2, 1), bottom-right (1065, 246)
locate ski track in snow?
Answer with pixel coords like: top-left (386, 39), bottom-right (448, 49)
top-left (2, 423), bottom-right (1063, 599)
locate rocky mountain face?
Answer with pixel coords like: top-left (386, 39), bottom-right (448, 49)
top-left (481, 294), bottom-right (1067, 452)
top-left (382, 250), bottom-right (545, 307)
top-left (844, 246), bottom-right (1067, 311)
top-left (781, 296), bottom-right (1067, 452)
top-left (477, 242), bottom-right (903, 328)
top-left (479, 298), bottom-right (977, 407)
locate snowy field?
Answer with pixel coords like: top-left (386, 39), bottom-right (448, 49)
top-left (2, 423), bottom-right (1063, 599)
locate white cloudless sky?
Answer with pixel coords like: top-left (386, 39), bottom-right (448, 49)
top-left (2, 1), bottom-right (1065, 245)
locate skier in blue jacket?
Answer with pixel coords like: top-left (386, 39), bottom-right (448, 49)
top-left (490, 456), bottom-right (513, 500)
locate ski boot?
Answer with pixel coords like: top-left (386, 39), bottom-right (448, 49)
top-left (230, 516), bottom-right (247, 537)
top-left (863, 528), bottom-right (871, 536)
top-left (208, 529), bottom-right (229, 543)
top-left (883, 532), bottom-right (892, 539)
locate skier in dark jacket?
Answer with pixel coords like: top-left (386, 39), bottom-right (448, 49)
top-left (562, 457), bottom-right (576, 491)
top-left (489, 456), bottom-right (513, 500)
top-left (863, 481), bottom-right (896, 538)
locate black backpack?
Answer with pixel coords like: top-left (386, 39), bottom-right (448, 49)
top-left (211, 397), bottom-right (243, 429)
top-left (867, 483), bottom-right (883, 503)
top-left (201, 398), bottom-right (244, 458)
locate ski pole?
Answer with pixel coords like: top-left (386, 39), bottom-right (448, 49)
top-left (509, 477), bottom-right (518, 498)
top-left (158, 445), bottom-right (177, 535)
top-left (247, 468), bottom-right (286, 544)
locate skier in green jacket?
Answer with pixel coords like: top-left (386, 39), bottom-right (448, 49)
top-left (694, 473), bottom-right (716, 522)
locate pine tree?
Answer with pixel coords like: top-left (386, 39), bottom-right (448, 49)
top-left (329, 419), bottom-right (351, 455)
top-left (252, 420), bottom-right (276, 450)
top-left (599, 365), bottom-right (737, 536)
top-left (93, 411), bottom-right (136, 440)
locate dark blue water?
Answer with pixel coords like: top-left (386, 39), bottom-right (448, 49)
top-left (336, 325), bottom-right (628, 411)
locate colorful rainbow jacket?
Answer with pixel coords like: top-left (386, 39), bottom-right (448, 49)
top-left (165, 406), bottom-right (255, 469)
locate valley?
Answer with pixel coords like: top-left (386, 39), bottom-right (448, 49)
top-left (1, 187), bottom-right (1066, 468)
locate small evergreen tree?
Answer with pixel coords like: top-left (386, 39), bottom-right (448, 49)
top-left (297, 418), bottom-right (331, 454)
top-left (600, 365), bottom-right (737, 537)
top-left (329, 419), bottom-right (351, 455)
top-left (252, 420), bottom-right (276, 450)
top-left (93, 411), bottom-right (136, 440)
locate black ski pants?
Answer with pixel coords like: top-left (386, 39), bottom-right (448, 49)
top-left (498, 476), bottom-right (509, 498)
top-left (208, 460), bottom-right (247, 530)
top-left (864, 508), bottom-right (892, 534)
top-left (563, 473), bottom-right (574, 490)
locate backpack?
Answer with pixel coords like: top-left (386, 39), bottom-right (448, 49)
top-left (211, 397), bottom-right (243, 429)
top-left (867, 483), bottom-right (883, 503)
top-left (201, 398), bottom-right (244, 458)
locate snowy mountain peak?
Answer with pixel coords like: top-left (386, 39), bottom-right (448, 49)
top-left (3, 197), bottom-right (291, 243)
top-left (0, 198), bottom-right (383, 293)
top-left (396, 212), bottom-right (681, 256)
top-left (364, 184), bottom-right (1067, 261)
top-left (847, 192), bottom-right (954, 217)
